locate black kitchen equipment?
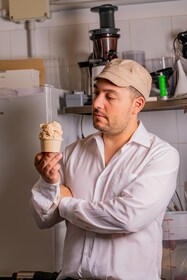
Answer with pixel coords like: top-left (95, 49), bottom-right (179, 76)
top-left (150, 67), bottom-right (175, 97)
top-left (78, 4), bottom-right (120, 98)
top-left (11, 271), bottom-right (59, 280)
top-left (90, 4), bottom-right (120, 61)
top-left (173, 30), bottom-right (187, 59)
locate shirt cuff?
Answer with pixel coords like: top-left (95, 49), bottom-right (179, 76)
top-left (32, 177), bottom-right (61, 213)
top-left (39, 177), bottom-right (60, 200)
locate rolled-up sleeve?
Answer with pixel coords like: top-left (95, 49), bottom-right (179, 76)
top-left (30, 177), bottom-right (63, 228)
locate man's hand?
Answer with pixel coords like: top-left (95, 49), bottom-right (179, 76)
top-left (60, 184), bottom-right (73, 200)
top-left (34, 152), bottom-right (62, 184)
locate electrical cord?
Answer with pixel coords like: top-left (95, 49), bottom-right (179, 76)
top-left (80, 115), bottom-right (85, 138)
top-left (173, 30), bottom-right (187, 57)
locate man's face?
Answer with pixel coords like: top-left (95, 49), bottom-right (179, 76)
top-left (92, 78), bottom-right (136, 136)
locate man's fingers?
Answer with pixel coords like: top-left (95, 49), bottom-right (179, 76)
top-left (35, 152), bottom-right (62, 170)
top-left (43, 153), bottom-right (62, 171)
top-left (34, 152), bottom-right (62, 184)
top-left (34, 153), bottom-right (44, 167)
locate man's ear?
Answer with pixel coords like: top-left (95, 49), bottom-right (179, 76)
top-left (132, 96), bottom-right (145, 114)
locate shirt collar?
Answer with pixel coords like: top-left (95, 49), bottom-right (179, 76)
top-left (84, 121), bottom-right (151, 148)
top-left (129, 120), bottom-right (151, 148)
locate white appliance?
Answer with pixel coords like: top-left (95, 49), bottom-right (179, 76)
top-left (0, 85), bottom-right (83, 276)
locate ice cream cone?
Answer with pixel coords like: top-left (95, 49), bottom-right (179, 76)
top-left (40, 139), bottom-right (62, 152)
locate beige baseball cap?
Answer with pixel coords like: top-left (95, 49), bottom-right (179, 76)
top-left (94, 58), bottom-right (152, 100)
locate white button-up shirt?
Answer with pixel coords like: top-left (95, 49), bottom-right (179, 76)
top-left (31, 121), bottom-right (179, 280)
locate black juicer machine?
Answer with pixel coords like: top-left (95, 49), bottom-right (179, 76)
top-left (78, 4), bottom-right (120, 98)
top-left (89, 4), bottom-right (120, 62)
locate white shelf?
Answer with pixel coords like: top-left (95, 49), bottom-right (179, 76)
top-left (49, 0), bottom-right (175, 10)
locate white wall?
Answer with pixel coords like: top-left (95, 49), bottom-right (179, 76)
top-left (1, 0), bottom-right (187, 275)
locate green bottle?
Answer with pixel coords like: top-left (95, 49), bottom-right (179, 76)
top-left (158, 73), bottom-right (167, 98)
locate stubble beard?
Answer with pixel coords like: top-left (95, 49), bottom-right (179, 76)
top-left (93, 114), bottom-right (131, 136)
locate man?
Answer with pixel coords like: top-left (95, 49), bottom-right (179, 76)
top-left (31, 59), bottom-right (179, 280)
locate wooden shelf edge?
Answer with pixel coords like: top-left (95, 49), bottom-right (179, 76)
top-left (144, 98), bottom-right (187, 111)
top-left (61, 98), bottom-right (187, 115)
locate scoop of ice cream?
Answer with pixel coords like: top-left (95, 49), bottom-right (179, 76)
top-left (39, 121), bottom-right (63, 140)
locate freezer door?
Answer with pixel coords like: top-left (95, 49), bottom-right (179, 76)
top-left (0, 92), bottom-right (54, 276)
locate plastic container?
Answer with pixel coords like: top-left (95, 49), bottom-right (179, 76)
top-left (122, 50), bottom-right (145, 66)
top-left (162, 211), bottom-right (187, 280)
top-left (40, 139), bottom-right (62, 153)
top-left (145, 56), bottom-right (174, 73)
top-left (65, 93), bottom-right (88, 107)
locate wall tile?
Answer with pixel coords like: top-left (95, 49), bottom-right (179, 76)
top-left (176, 109), bottom-right (187, 143)
top-left (0, 17), bottom-right (24, 31)
top-left (139, 110), bottom-right (178, 144)
top-left (35, 28), bottom-right (50, 57)
top-left (130, 17), bottom-right (172, 59)
top-left (117, 1), bottom-right (187, 20)
top-left (49, 24), bottom-right (90, 65)
top-left (172, 15), bottom-right (187, 37)
top-left (0, 31), bottom-right (11, 58)
top-left (81, 115), bottom-right (96, 138)
top-left (68, 64), bottom-right (81, 91)
top-left (115, 20), bottom-right (130, 58)
top-left (170, 143), bottom-right (180, 188)
top-left (38, 8), bottom-right (97, 28)
top-left (177, 143), bottom-right (187, 186)
top-left (43, 57), bottom-right (62, 88)
top-left (10, 29), bottom-right (27, 58)
top-left (171, 15), bottom-right (187, 55)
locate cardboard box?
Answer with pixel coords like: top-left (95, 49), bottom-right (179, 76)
top-left (0, 58), bottom-right (45, 86)
top-left (0, 69), bottom-right (40, 88)
top-left (9, 0), bottom-right (50, 22)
